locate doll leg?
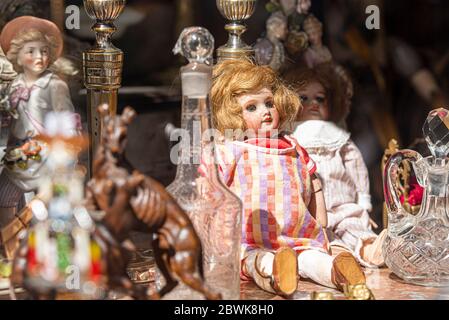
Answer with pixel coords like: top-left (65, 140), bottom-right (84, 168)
top-left (0, 172), bottom-right (25, 227)
top-left (243, 247), bottom-right (298, 297)
top-left (297, 249), bottom-right (366, 291)
top-left (297, 250), bottom-right (335, 288)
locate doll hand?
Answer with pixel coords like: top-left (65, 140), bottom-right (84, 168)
top-left (360, 230), bottom-right (387, 267)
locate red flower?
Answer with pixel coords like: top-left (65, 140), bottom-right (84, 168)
top-left (408, 183), bottom-right (424, 206)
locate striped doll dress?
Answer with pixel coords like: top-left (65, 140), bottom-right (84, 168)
top-left (216, 134), bottom-right (329, 261)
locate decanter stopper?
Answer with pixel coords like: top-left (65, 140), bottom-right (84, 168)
top-left (173, 27), bottom-right (214, 64)
top-left (423, 108), bottom-right (449, 158)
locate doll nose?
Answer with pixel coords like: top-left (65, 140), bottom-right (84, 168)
top-left (34, 52), bottom-right (41, 59)
top-left (262, 105), bottom-right (271, 115)
top-left (33, 50), bottom-right (43, 59)
top-left (309, 99), bottom-right (321, 108)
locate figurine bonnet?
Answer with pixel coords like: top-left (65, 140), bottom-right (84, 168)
top-left (0, 16), bottom-right (77, 244)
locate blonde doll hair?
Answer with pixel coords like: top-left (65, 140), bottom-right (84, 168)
top-left (211, 59), bottom-right (300, 134)
top-left (6, 29), bottom-right (58, 73)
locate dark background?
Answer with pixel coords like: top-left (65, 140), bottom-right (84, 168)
top-left (4, 0), bottom-right (449, 231)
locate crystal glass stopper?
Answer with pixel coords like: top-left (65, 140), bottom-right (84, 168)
top-left (423, 108), bottom-right (449, 158)
top-left (173, 27), bottom-right (214, 64)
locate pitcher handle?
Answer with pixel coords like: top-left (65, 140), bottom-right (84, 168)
top-left (383, 149), bottom-right (422, 216)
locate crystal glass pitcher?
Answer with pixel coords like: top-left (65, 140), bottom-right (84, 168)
top-left (383, 108), bottom-right (449, 287)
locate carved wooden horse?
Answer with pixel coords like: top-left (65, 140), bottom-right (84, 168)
top-left (10, 106), bottom-right (221, 300)
top-left (84, 105), bottom-right (221, 300)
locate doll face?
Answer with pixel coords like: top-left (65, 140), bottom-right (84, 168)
top-left (267, 17), bottom-right (288, 41)
top-left (17, 40), bottom-right (50, 78)
top-left (297, 0), bottom-right (311, 14)
top-left (238, 87), bottom-right (280, 137)
top-left (304, 18), bottom-right (323, 46)
top-left (297, 81), bottom-right (329, 121)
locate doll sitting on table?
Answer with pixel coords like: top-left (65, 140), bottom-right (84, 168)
top-left (284, 63), bottom-right (386, 267)
top-left (210, 59), bottom-right (367, 297)
top-left (0, 16), bottom-right (78, 232)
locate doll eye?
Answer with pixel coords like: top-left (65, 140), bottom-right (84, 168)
top-left (265, 101), bottom-right (274, 108)
top-left (316, 96), bottom-right (326, 104)
top-left (300, 95), bottom-right (309, 103)
top-left (41, 48), bottom-right (49, 56)
top-left (246, 105), bottom-right (257, 112)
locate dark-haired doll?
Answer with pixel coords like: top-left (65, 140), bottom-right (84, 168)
top-left (285, 63), bottom-right (386, 267)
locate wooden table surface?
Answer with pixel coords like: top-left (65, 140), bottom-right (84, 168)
top-left (240, 268), bottom-right (449, 300)
top-left (1, 267), bottom-right (448, 300)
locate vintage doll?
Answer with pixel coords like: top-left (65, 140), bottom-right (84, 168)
top-left (284, 63), bottom-right (386, 267)
top-left (0, 16), bottom-right (77, 232)
top-left (254, 11), bottom-right (287, 71)
top-left (210, 59), bottom-right (367, 297)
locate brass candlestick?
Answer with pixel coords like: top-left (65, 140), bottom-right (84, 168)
top-left (83, 0), bottom-right (125, 176)
top-left (216, 0), bottom-right (257, 61)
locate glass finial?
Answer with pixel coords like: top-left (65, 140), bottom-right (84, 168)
top-left (423, 108), bottom-right (449, 158)
top-left (173, 27), bottom-right (214, 64)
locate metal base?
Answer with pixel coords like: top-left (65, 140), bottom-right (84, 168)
top-left (217, 46), bottom-right (255, 62)
top-left (126, 249), bottom-right (156, 284)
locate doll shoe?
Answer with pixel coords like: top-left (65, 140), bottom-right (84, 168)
top-left (270, 247), bottom-right (299, 297)
top-left (331, 252), bottom-right (366, 292)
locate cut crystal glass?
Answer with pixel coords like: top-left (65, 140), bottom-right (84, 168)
top-left (423, 108), bottom-right (449, 158)
top-left (384, 108), bottom-right (449, 287)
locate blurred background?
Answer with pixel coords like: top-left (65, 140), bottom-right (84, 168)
top-left (2, 0), bottom-right (449, 232)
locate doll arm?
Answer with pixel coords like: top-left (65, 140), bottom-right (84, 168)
top-left (293, 141), bottom-right (327, 226)
top-left (341, 140), bottom-right (372, 212)
top-left (49, 77), bottom-right (83, 134)
top-left (213, 141), bottom-right (238, 186)
top-left (50, 77), bottom-right (75, 113)
top-left (308, 173), bottom-right (328, 228)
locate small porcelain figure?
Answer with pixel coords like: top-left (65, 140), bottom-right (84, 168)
top-left (302, 15), bottom-right (332, 68)
top-left (0, 16), bottom-right (77, 230)
top-left (211, 59), bottom-right (367, 297)
top-left (254, 11), bottom-right (287, 71)
top-left (284, 64), bottom-right (386, 267)
top-left (296, 0), bottom-right (312, 14)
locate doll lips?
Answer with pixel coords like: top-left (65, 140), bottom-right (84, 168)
top-left (262, 117), bottom-right (272, 123)
top-left (307, 106), bottom-right (320, 113)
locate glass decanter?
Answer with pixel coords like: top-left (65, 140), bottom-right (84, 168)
top-left (383, 108), bottom-right (449, 287)
top-left (159, 27), bottom-right (242, 300)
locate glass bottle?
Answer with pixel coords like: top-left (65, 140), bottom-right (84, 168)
top-left (160, 27), bottom-right (242, 300)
